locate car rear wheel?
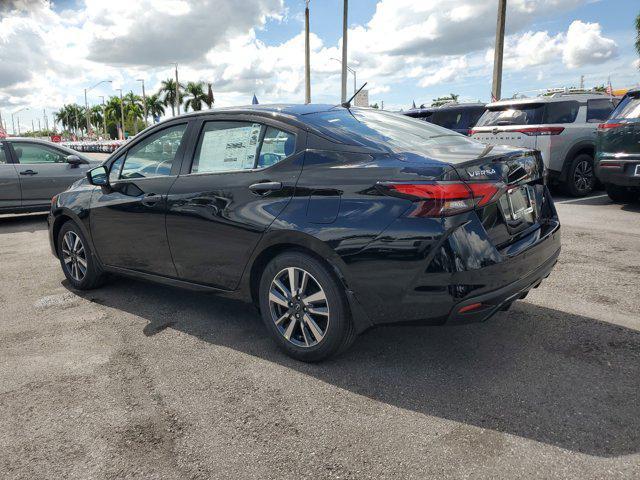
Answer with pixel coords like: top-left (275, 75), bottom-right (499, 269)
top-left (564, 153), bottom-right (595, 197)
top-left (258, 251), bottom-right (355, 362)
top-left (57, 221), bottom-right (105, 290)
top-left (605, 184), bottom-right (639, 203)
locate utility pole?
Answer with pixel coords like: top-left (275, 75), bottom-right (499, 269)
top-left (37, 118), bottom-right (41, 131)
top-left (84, 88), bottom-right (90, 136)
top-left (11, 107), bottom-right (28, 136)
top-left (174, 63), bottom-right (181, 115)
top-left (341, 0), bottom-right (348, 103)
top-left (117, 88), bottom-right (125, 140)
top-left (138, 79), bottom-right (148, 127)
top-left (491, 0), bottom-right (507, 102)
top-left (99, 96), bottom-right (107, 137)
top-left (580, 75), bottom-right (584, 90)
top-left (43, 108), bottom-right (48, 131)
top-left (304, 0), bottom-right (311, 104)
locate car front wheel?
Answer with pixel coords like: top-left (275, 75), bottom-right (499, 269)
top-left (259, 251), bottom-right (356, 362)
top-left (57, 221), bottom-right (105, 290)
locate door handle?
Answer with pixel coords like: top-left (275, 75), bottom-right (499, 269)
top-left (141, 193), bottom-right (163, 206)
top-left (19, 169), bottom-right (38, 176)
top-left (249, 181), bottom-right (283, 195)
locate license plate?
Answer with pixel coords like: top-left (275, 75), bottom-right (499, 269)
top-left (505, 186), bottom-right (534, 221)
top-left (635, 165), bottom-right (640, 176)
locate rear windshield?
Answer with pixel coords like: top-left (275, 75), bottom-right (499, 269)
top-left (431, 109), bottom-right (465, 129)
top-left (306, 108), bottom-right (476, 152)
top-left (610, 93), bottom-right (640, 120)
top-left (476, 103), bottom-right (545, 126)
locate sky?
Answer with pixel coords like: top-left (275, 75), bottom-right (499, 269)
top-left (0, 0), bottom-right (638, 131)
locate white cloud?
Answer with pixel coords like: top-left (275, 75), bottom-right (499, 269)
top-left (562, 20), bottom-right (618, 68)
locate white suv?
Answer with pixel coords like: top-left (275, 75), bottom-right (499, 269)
top-left (471, 91), bottom-right (618, 196)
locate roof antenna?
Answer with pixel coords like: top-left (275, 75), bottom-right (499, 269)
top-left (341, 82), bottom-right (368, 109)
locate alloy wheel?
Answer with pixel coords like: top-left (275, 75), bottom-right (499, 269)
top-left (268, 267), bottom-right (330, 348)
top-left (573, 159), bottom-right (593, 193)
top-left (61, 231), bottom-right (87, 282)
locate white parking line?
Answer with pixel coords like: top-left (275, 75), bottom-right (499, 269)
top-left (554, 194), bottom-right (609, 204)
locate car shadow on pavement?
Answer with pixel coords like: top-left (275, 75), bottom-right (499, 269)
top-left (68, 277), bottom-right (640, 458)
top-left (0, 214), bottom-right (48, 234)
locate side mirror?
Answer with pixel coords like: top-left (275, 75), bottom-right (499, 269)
top-left (66, 154), bottom-right (88, 166)
top-left (87, 166), bottom-right (109, 187)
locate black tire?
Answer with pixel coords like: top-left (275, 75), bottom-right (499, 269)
top-left (57, 221), bottom-right (105, 290)
top-left (605, 183), bottom-right (639, 203)
top-left (564, 153), bottom-right (595, 197)
top-left (258, 251), bottom-right (355, 362)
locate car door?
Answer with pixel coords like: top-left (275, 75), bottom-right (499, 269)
top-left (0, 142), bottom-right (21, 210)
top-left (166, 117), bottom-right (304, 290)
top-left (89, 122), bottom-right (191, 276)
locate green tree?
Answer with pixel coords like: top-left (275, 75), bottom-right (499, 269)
top-left (145, 93), bottom-right (165, 123)
top-left (123, 91), bottom-right (143, 134)
top-left (431, 93), bottom-right (459, 107)
top-left (160, 78), bottom-right (184, 116)
top-left (183, 81), bottom-right (209, 111)
top-left (104, 96), bottom-right (124, 139)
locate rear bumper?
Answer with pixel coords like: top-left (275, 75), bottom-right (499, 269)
top-left (595, 156), bottom-right (640, 187)
top-left (447, 246), bottom-right (559, 324)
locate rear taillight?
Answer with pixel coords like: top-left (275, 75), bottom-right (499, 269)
top-left (512, 127), bottom-right (564, 136)
top-left (379, 181), bottom-right (502, 217)
top-left (598, 122), bottom-right (624, 130)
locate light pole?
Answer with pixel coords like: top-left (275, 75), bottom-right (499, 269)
top-left (304, 0), bottom-right (311, 104)
top-left (116, 88), bottom-right (126, 140)
top-left (491, 0), bottom-right (507, 101)
top-left (84, 80), bottom-right (112, 137)
top-left (99, 95), bottom-right (107, 137)
top-left (137, 79), bottom-right (148, 127)
top-left (331, 58), bottom-right (356, 95)
top-left (341, 0), bottom-right (348, 103)
top-left (173, 63), bottom-right (181, 116)
top-left (11, 107), bottom-right (29, 136)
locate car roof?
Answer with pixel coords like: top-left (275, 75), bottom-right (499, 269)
top-left (405, 103), bottom-right (486, 115)
top-left (487, 92), bottom-right (609, 108)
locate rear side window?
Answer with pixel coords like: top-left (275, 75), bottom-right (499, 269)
top-left (586, 99), bottom-right (616, 123)
top-left (120, 124), bottom-right (187, 179)
top-left (476, 104), bottom-right (545, 126)
top-left (431, 109), bottom-right (463, 130)
top-left (257, 127), bottom-right (295, 168)
top-left (610, 94), bottom-right (640, 120)
top-left (544, 101), bottom-right (580, 124)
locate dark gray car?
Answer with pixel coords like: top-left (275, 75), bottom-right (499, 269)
top-left (0, 138), bottom-right (99, 214)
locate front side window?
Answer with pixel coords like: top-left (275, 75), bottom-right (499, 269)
top-left (120, 124), bottom-right (187, 180)
top-left (192, 122), bottom-right (262, 173)
top-left (12, 143), bottom-right (67, 164)
top-left (257, 127), bottom-right (295, 168)
top-left (544, 101), bottom-right (580, 124)
top-left (109, 156), bottom-right (124, 183)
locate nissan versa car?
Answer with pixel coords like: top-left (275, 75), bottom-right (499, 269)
top-left (48, 105), bottom-right (561, 361)
top-left (0, 138), bottom-right (96, 213)
top-left (595, 88), bottom-right (640, 203)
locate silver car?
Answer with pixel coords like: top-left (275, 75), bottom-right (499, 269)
top-left (471, 91), bottom-right (618, 196)
top-left (0, 138), bottom-right (100, 214)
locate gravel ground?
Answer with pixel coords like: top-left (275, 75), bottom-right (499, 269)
top-left (0, 191), bottom-right (639, 479)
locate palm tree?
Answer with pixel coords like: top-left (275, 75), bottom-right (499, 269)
top-left (105, 96), bottom-right (124, 139)
top-left (183, 81), bottom-right (209, 112)
top-left (145, 94), bottom-right (165, 123)
top-left (206, 83), bottom-right (214, 108)
top-left (90, 105), bottom-right (103, 132)
top-left (124, 91), bottom-right (143, 134)
top-left (160, 78), bottom-right (184, 116)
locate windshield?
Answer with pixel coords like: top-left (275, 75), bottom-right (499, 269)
top-left (610, 93), bottom-right (640, 120)
top-left (476, 103), bottom-right (545, 127)
top-left (306, 108), bottom-right (477, 153)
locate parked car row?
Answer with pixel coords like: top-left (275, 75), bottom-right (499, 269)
top-left (61, 140), bottom-right (127, 154)
top-left (404, 90), bottom-right (639, 200)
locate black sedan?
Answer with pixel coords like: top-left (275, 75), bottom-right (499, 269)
top-left (48, 105), bottom-right (561, 361)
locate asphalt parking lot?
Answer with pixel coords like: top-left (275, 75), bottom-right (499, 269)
top-left (1, 191), bottom-right (639, 479)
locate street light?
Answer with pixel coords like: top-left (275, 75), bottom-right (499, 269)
top-left (116, 88), bottom-right (126, 140)
top-left (331, 58), bottom-right (356, 96)
top-left (11, 107), bottom-right (29, 136)
top-left (98, 95), bottom-right (107, 137)
top-left (84, 80), bottom-right (112, 137)
top-left (137, 79), bottom-right (148, 127)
